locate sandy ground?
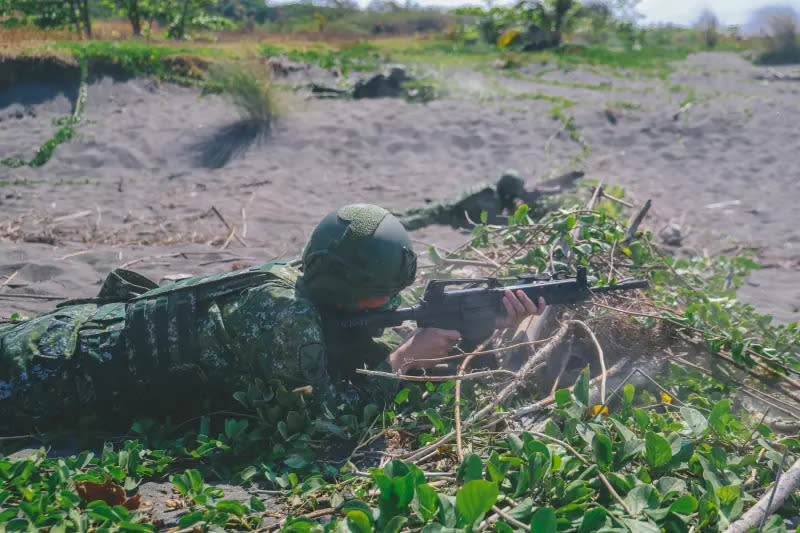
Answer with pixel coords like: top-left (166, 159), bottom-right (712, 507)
top-left (1, 51), bottom-right (798, 322)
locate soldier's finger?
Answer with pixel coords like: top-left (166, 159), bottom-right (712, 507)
top-left (502, 292), bottom-right (517, 324)
top-left (516, 290), bottom-right (537, 315)
top-left (508, 289), bottom-right (525, 315)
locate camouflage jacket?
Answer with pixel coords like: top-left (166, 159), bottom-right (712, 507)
top-left (394, 183), bottom-right (505, 230)
top-left (0, 261), bottom-right (402, 431)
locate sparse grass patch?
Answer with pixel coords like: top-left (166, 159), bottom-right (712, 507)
top-left (505, 68), bottom-right (613, 90)
top-left (261, 41), bottom-right (380, 75)
top-left (514, 91), bottom-right (575, 106)
top-left (45, 40), bottom-right (216, 83)
top-left (606, 100), bottom-right (641, 110)
top-left (553, 44), bottom-right (692, 78)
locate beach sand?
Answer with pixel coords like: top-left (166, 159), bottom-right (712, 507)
top-left (1, 51), bottom-right (798, 323)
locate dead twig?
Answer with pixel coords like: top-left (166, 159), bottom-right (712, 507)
top-left (623, 199), bottom-right (652, 244)
top-left (567, 319), bottom-right (607, 403)
top-left (355, 368), bottom-right (516, 382)
top-left (1, 270), bottom-right (18, 288)
top-left (403, 323), bottom-right (570, 463)
top-left (512, 357), bottom-right (629, 419)
top-left (550, 334), bottom-right (573, 396)
top-left (723, 456), bottom-right (800, 533)
top-left (490, 505), bottom-right (530, 531)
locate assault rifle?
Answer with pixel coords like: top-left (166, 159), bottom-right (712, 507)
top-left (331, 266), bottom-right (648, 344)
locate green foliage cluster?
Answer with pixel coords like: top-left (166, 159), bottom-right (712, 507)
top-left (2, 370), bottom-right (797, 531)
top-left (2, 194), bottom-right (800, 531)
top-left (52, 41), bottom-right (212, 82)
top-left (0, 0), bottom-right (92, 37)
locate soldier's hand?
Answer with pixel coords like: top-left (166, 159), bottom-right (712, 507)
top-left (495, 290), bottom-right (546, 330)
top-left (388, 328), bottom-right (462, 372)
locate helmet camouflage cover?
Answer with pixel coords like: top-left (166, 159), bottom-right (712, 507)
top-left (302, 204), bottom-right (417, 308)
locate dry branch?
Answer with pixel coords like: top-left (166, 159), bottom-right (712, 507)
top-left (624, 199), bottom-right (652, 243)
top-left (355, 368), bottom-right (516, 382)
top-left (723, 457), bottom-right (800, 533)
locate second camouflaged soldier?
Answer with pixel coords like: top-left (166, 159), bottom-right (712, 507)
top-left (394, 170), bottom-right (526, 230)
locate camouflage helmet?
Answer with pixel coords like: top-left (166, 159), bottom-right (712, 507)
top-left (496, 170), bottom-right (525, 208)
top-left (302, 204), bottom-right (417, 308)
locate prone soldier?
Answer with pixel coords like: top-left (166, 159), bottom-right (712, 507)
top-left (0, 204), bottom-right (545, 432)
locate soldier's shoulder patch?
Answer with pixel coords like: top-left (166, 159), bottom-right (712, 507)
top-left (298, 342), bottom-right (327, 382)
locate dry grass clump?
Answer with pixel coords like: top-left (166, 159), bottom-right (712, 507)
top-left (757, 11), bottom-right (800, 64)
top-left (209, 62), bottom-right (278, 128)
top-left (192, 62), bottom-right (279, 168)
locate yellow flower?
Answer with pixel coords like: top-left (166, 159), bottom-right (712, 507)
top-left (590, 404), bottom-right (609, 416)
top-left (661, 391), bottom-right (673, 404)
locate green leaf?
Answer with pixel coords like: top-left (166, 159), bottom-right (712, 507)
top-left (592, 434), bottom-right (613, 468)
top-left (394, 388), bottom-right (410, 404)
top-left (486, 451), bottom-right (510, 484)
top-left (555, 388), bottom-right (572, 407)
top-left (578, 507), bottom-right (607, 533)
top-left (346, 510), bottom-right (372, 533)
top-left (383, 515), bottom-right (408, 533)
top-left (623, 384), bottom-right (635, 405)
top-left (709, 399), bottom-right (731, 434)
top-left (680, 407), bottom-right (708, 436)
top-left (285, 455), bottom-right (309, 469)
top-left (645, 431), bottom-right (672, 468)
top-left (240, 465), bottom-right (258, 482)
top-left (456, 454), bottom-right (483, 483)
top-left (622, 518), bottom-right (661, 533)
top-left (624, 485), bottom-right (658, 514)
top-left (341, 500), bottom-right (374, 521)
top-left (118, 522), bottom-right (156, 532)
top-left (216, 499), bottom-right (247, 516)
top-left (669, 494), bottom-right (698, 515)
top-left (250, 495), bottom-right (266, 512)
top-left (530, 507), bottom-right (557, 533)
top-left (186, 469), bottom-right (204, 493)
top-left (634, 408), bottom-right (650, 430)
top-left (573, 367), bottom-right (590, 406)
top-left (656, 477), bottom-right (686, 500)
top-left (413, 484), bottom-right (439, 521)
top-left (455, 480), bottom-right (498, 526)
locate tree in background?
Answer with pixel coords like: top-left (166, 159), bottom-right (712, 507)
top-left (101, 0), bottom-right (157, 36)
top-left (515, 0), bottom-right (583, 48)
top-left (580, 1), bottom-right (613, 43)
top-left (0, 0), bottom-right (92, 37)
top-left (696, 9), bottom-right (719, 48)
top-left (154, 0), bottom-right (236, 39)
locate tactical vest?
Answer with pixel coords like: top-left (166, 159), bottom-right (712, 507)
top-left (63, 260), bottom-right (298, 370)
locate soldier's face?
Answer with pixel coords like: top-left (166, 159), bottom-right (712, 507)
top-left (354, 295), bottom-right (392, 309)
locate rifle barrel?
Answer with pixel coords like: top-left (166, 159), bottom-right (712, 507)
top-left (590, 279), bottom-right (650, 293)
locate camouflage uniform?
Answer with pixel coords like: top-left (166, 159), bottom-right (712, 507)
top-left (0, 260), bottom-right (402, 432)
top-left (395, 171), bottom-right (526, 230)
